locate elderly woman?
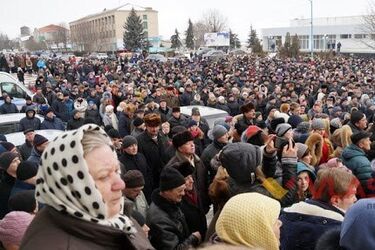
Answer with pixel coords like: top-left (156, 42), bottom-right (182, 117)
top-left (21, 124), bottom-right (153, 250)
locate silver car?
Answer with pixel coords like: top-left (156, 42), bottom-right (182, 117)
top-left (0, 113), bottom-right (44, 134)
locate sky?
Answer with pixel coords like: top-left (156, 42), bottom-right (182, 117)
top-left (0, 0), bottom-right (371, 41)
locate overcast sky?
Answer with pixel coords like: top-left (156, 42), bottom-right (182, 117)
top-left (0, 0), bottom-right (371, 40)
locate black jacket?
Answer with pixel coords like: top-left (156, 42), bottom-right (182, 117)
top-left (19, 110), bottom-right (41, 132)
top-left (179, 92), bottom-right (194, 106)
top-left (200, 140), bottom-right (226, 183)
top-left (180, 192), bottom-right (207, 239)
top-left (0, 102), bottom-right (18, 114)
top-left (147, 190), bottom-right (200, 250)
top-left (168, 115), bottom-right (188, 129)
top-left (67, 117), bottom-right (85, 130)
top-left (315, 227), bottom-right (342, 250)
top-left (0, 173), bottom-right (15, 219)
top-left (136, 132), bottom-right (170, 189)
top-left (119, 152), bottom-right (153, 203)
top-left (19, 140), bottom-right (33, 161)
top-left (118, 112), bottom-right (132, 137)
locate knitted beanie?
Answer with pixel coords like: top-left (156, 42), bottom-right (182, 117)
top-left (350, 111), bottom-right (365, 125)
top-left (172, 130), bottom-right (193, 149)
top-left (0, 142), bottom-right (16, 151)
top-left (0, 211), bottom-right (34, 246)
top-left (16, 161), bottom-right (38, 181)
top-left (133, 117), bottom-right (144, 127)
top-left (122, 170), bottom-right (145, 188)
top-left (330, 118), bottom-right (342, 129)
top-left (311, 119), bottom-right (325, 130)
top-left (8, 190), bottom-right (37, 213)
top-left (33, 134), bottom-right (48, 147)
top-left (107, 129), bottom-right (121, 139)
top-left (159, 167), bottom-right (186, 191)
top-left (0, 152), bottom-right (18, 171)
top-left (212, 125), bottom-right (228, 140)
top-left (295, 143), bottom-right (308, 160)
top-left (288, 115), bottom-right (303, 129)
top-left (275, 123), bottom-right (292, 137)
top-left (170, 161), bottom-right (194, 177)
top-left (122, 135), bottom-right (138, 149)
top-left (216, 193), bottom-right (280, 250)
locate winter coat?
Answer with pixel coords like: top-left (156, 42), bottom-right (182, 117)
top-left (179, 92), bottom-right (194, 106)
top-left (315, 227), bottom-right (342, 250)
top-left (21, 206), bottom-right (152, 250)
top-left (124, 192), bottom-right (149, 219)
top-left (41, 116), bottom-right (65, 130)
top-left (19, 110), bottom-right (41, 132)
top-left (52, 99), bottom-right (70, 122)
top-left (227, 100), bottom-right (240, 116)
top-left (67, 117), bottom-right (85, 130)
top-left (166, 151), bottom-right (210, 214)
top-left (20, 103), bottom-right (35, 113)
top-left (85, 107), bottom-right (102, 125)
top-left (103, 113), bottom-right (118, 130)
top-left (146, 190), bottom-right (200, 250)
top-left (74, 99), bottom-right (88, 117)
top-left (0, 102), bottom-right (18, 114)
top-left (27, 147), bottom-right (42, 165)
top-left (118, 112), bottom-right (133, 137)
top-left (280, 199), bottom-right (344, 250)
top-left (180, 192), bottom-right (207, 239)
top-left (235, 116), bottom-right (254, 135)
top-left (0, 173), bottom-right (15, 219)
top-left (341, 144), bottom-right (374, 195)
top-left (215, 103), bottom-right (230, 114)
top-left (158, 107), bottom-right (172, 122)
top-left (19, 140), bottom-right (33, 160)
top-left (136, 132), bottom-right (170, 190)
top-left (45, 91), bottom-right (56, 106)
top-left (168, 115), bottom-right (188, 129)
top-left (32, 93), bottom-right (46, 105)
top-left (200, 140), bottom-right (226, 183)
top-left (119, 152), bottom-right (153, 203)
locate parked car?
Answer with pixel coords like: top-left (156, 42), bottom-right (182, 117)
top-left (0, 72), bottom-right (38, 110)
top-left (0, 113), bottom-right (44, 134)
top-left (196, 47), bottom-right (214, 56)
top-left (5, 129), bottom-right (63, 147)
top-left (202, 50), bottom-right (226, 60)
top-left (180, 105), bottom-right (229, 129)
top-left (146, 54), bottom-right (167, 63)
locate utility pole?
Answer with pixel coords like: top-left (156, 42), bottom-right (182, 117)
top-left (309, 0), bottom-right (313, 59)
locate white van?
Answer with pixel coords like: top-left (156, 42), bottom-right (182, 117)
top-left (0, 72), bottom-right (35, 110)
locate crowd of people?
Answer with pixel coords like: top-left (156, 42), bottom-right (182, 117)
top-left (0, 51), bottom-right (375, 249)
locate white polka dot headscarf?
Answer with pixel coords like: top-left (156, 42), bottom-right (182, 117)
top-left (35, 124), bottom-right (136, 234)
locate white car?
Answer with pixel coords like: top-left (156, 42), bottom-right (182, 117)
top-left (0, 113), bottom-right (44, 134)
top-left (180, 105), bottom-right (229, 129)
top-left (5, 129), bottom-right (63, 147)
top-left (146, 54), bottom-right (167, 63)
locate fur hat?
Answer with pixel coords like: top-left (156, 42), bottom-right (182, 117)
top-left (159, 167), bottom-right (186, 191)
top-left (122, 170), bottom-right (145, 188)
top-left (172, 131), bottom-right (193, 149)
top-left (172, 107), bottom-right (181, 113)
top-left (170, 161), bottom-right (194, 177)
top-left (133, 117), bottom-right (144, 128)
top-left (144, 113), bottom-right (161, 127)
top-left (240, 102), bottom-right (255, 113)
top-left (330, 118), bottom-right (342, 129)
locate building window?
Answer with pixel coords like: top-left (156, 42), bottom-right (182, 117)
top-left (340, 34), bottom-right (352, 39)
top-left (298, 35), bottom-right (309, 50)
top-left (143, 21), bottom-right (148, 29)
top-left (112, 15), bottom-right (115, 24)
top-left (354, 34), bottom-right (367, 39)
top-left (143, 15), bottom-right (147, 20)
top-left (313, 35), bottom-right (324, 50)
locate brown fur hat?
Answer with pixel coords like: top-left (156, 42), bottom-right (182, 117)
top-left (305, 132), bottom-right (324, 166)
top-left (144, 113), bottom-right (161, 127)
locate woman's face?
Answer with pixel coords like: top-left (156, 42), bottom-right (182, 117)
top-left (85, 145), bottom-right (125, 218)
top-left (297, 171), bottom-right (310, 192)
top-left (184, 175), bottom-right (194, 191)
top-left (302, 152), bottom-right (312, 165)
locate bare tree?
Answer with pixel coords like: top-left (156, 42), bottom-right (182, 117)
top-left (202, 9), bottom-right (228, 33)
top-left (193, 21), bottom-right (210, 48)
top-left (361, 2), bottom-right (375, 49)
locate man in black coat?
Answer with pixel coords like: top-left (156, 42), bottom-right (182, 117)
top-left (147, 167), bottom-right (201, 249)
top-left (19, 129), bottom-right (35, 161)
top-left (168, 107), bottom-right (187, 129)
top-left (119, 135), bottom-right (153, 203)
top-left (19, 107), bottom-right (41, 132)
top-left (136, 113), bottom-right (169, 190)
top-left (66, 110), bottom-right (85, 130)
top-left (0, 95), bottom-right (18, 114)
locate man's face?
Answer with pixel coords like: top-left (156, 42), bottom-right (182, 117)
top-left (356, 116), bottom-right (367, 130)
top-left (123, 186), bottom-right (143, 200)
top-left (334, 186), bottom-right (357, 212)
top-left (172, 112), bottom-right (180, 119)
top-left (244, 109), bottom-right (256, 120)
top-left (25, 131), bottom-right (35, 142)
top-left (46, 111), bottom-right (54, 119)
top-left (359, 137), bottom-right (371, 151)
top-left (162, 184), bottom-right (186, 203)
top-left (146, 125), bottom-right (160, 137)
top-left (27, 111), bottom-right (34, 118)
top-left (160, 101), bottom-right (167, 109)
top-left (178, 141), bottom-right (195, 156)
top-left (124, 144), bottom-right (138, 155)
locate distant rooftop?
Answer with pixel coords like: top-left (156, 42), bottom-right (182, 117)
top-left (39, 24), bottom-right (67, 33)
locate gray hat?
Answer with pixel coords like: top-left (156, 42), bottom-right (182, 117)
top-left (311, 118), bottom-right (325, 130)
top-left (330, 118), bottom-right (342, 129)
top-left (212, 125), bottom-right (228, 140)
top-left (295, 143), bottom-right (308, 160)
top-left (122, 135), bottom-right (138, 148)
top-left (276, 123), bottom-right (292, 137)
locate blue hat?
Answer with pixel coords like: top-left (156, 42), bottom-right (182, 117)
top-left (296, 162), bottom-right (316, 181)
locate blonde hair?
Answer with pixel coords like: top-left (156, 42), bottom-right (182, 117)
top-left (81, 130), bottom-right (113, 157)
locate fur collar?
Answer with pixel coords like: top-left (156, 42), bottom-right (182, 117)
top-left (283, 200), bottom-right (344, 221)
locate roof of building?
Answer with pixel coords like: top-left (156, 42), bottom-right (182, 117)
top-left (69, 3), bottom-right (156, 24)
top-left (39, 24), bottom-right (68, 33)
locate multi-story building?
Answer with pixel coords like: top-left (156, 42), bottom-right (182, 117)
top-left (20, 26), bottom-right (31, 37)
top-left (261, 16), bottom-right (375, 54)
top-left (35, 24), bottom-right (70, 49)
top-left (69, 3), bottom-right (158, 52)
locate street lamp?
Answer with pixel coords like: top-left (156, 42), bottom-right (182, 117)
top-left (308, 0), bottom-right (313, 59)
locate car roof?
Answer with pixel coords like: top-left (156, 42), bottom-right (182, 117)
top-left (0, 113), bottom-right (44, 123)
top-left (180, 105), bottom-right (228, 117)
top-left (5, 129), bottom-right (63, 147)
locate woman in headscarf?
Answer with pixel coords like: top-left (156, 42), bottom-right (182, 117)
top-left (214, 192), bottom-right (282, 250)
top-left (21, 124), bottom-right (153, 250)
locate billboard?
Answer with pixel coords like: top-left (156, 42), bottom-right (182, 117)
top-left (204, 32), bottom-right (230, 47)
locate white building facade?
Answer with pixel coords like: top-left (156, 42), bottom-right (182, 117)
top-left (261, 16), bottom-right (375, 54)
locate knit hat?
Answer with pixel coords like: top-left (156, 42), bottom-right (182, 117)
top-left (0, 152), bottom-right (18, 170)
top-left (107, 128), bottom-right (121, 139)
top-left (311, 119), bottom-right (325, 130)
top-left (191, 107), bottom-right (200, 116)
top-left (295, 143), bottom-right (308, 160)
top-left (269, 117), bottom-right (285, 134)
top-left (245, 125), bottom-right (262, 139)
top-left (276, 123), bottom-right (292, 137)
top-left (133, 117), bottom-right (144, 127)
top-left (296, 162), bottom-right (316, 181)
top-left (170, 161), bottom-right (194, 177)
top-left (159, 166), bottom-right (186, 191)
top-left (0, 142), bottom-right (15, 152)
top-left (0, 211), bottom-right (34, 246)
top-left (220, 143), bottom-right (262, 184)
top-left (170, 126), bottom-right (187, 139)
top-left (172, 107), bottom-right (181, 113)
top-left (288, 115), bottom-right (303, 129)
top-left (122, 135), bottom-right (138, 149)
top-left (187, 120), bottom-right (198, 128)
top-left (8, 190), bottom-right (36, 213)
top-left (216, 193), bottom-right (281, 249)
top-left (350, 111), bottom-right (365, 125)
top-left (296, 122), bottom-right (310, 133)
top-left (122, 170), bottom-right (145, 188)
top-left (33, 134), bottom-right (48, 147)
top-left (330, 117), bottom-right (342, 129)
top-left (351, 131), bottom-right (372, 145)
top-left (340, 198), bottom-right (375, 249)
top-left (144, 113), bottom-right (161, 127)
top-left (172, 130), bottom-right (193, 149)
top-left (211, 125), bottom-right (228, 140)
top-left (16, 161), bottom-right (38, 181)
